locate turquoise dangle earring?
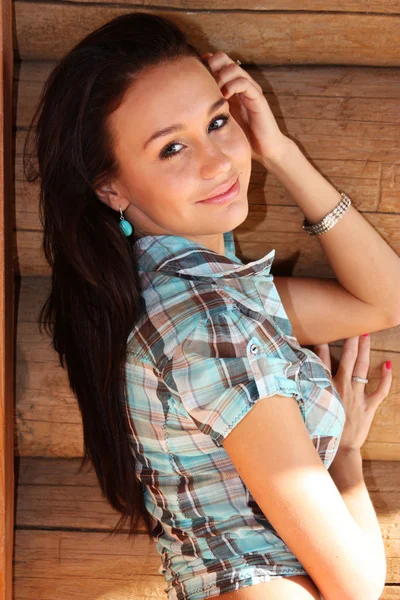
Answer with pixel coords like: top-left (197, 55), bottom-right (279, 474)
top-left (119, 205), bottom-right (133, 237)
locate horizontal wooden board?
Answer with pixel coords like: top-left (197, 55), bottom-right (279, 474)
top-left (13, 276), bottom-right (400, 459)
top-left (13, 530), bottom-right (166, 600)
top-left (59, 0), bottom-right (400, 14)
top-left (12, 457), bottom-right (400, 597)
top-left (14, 61), bottom-right (400, 122)
top-left (13, 61), bottom-right (400, 129)
top-left (15, 276), bottom-right (400, 354)
top-left (381, 164), bottom-right (400, 213)
top-left (12, 4), bottom-right (400, 65)
top-left (14, 456), bottom-right (400, 526)
top-left (15, 351), bottom-right (400, 459)
top-left (14, 62), bottom-right (400, 169)
top-left (12, 207), bottom-right (400, 278)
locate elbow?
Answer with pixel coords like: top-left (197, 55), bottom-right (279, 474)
top-left (374, 581), bottom-right (386, 600)
top-left (386, 309), bottom-right (400, 329)
top-left (330, 580), bottom-right (385, 600)
top-left (364, 579), bottom-right (386, 600)
top-left (343, 578), bottom-right (385, 600)
top-left (356, 563), bottom-right (386, 600)
top-left (377, 302), bottom-right (400, 330)
top-left (366, 302), bottom-right (400, 332)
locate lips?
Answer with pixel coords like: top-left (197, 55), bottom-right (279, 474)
top-left (199, 175), bottom-right (239, 202)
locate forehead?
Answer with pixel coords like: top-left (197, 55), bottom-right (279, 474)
top-left (110, 57), bottom-right (220, 155)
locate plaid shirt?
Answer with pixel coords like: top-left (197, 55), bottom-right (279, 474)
top-left (125, 230), bottom-right (345, 600)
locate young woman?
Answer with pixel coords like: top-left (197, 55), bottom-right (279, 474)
top-left (24, 11), bottom-right (399, 600)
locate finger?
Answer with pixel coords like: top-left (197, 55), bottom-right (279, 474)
top-left (366, 360), bottom-right (393, 411)
top-left (312, 343), bottom-right (332, 371)
top-left (220, 77), bottom-right (263, 108)
top-left (215, 62), bottom-right (264, 95)
top-left (207, 51), bottom-right (263, 94)
top-left (335, 336), bottom-right (360, 380)
top-left (208, 50), bottom-right (238, 71)
top-left (352, 334), bottom-right (371, 381)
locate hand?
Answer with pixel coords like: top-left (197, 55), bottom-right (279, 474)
top-left (312, 336), bottom-right (392, 451)
top-left (201, 51), bottom-right (292, 166)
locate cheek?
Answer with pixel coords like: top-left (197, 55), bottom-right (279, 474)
top-left (135, 161), bottom-right (190, 197)
top-left (157, 165), bottom-right (194, 195)
top-left (149, 169), bottom-right (194, 214)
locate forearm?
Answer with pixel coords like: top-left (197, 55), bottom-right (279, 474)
top-left (263, 138), bottom-right (400, 323)
top-left (328, 448), bottom-right (386, 591)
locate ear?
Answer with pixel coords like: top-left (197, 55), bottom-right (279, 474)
top-left (95, 181), bottom-right (128, 212)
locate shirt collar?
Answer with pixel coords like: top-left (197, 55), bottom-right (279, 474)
top-left (133, 230), bottom-right (275, 282)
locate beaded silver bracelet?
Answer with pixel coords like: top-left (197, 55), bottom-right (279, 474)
top-left (302, 190), bottom-right (352, 236)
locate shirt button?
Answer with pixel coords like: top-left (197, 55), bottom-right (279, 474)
top-left (250, 344), bottom-right (259, 354)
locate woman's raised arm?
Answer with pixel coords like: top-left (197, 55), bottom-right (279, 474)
top-left (263, 138), bottom-right (400, 330)
top-left (273, 275), bottom-right (397, 345)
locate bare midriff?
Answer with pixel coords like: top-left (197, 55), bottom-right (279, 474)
top-left (215, 574), bottom-right (322, 600)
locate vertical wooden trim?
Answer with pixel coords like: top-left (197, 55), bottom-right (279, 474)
top-left (0, 0), bottom-right (14, 595)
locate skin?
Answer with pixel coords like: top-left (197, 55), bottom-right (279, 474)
top-left (95, 56), bottom-right (253, 256)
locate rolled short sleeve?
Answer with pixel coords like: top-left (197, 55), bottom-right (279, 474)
top-left (167, 305), bottom-right (304, 448)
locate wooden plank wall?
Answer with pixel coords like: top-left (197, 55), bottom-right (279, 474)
top-left (11, 2), bottom-right (400, 598)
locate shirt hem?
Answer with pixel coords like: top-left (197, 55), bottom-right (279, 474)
top-left (166, 566), bottom-right (309, 599)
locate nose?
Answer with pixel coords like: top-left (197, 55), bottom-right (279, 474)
top-left (199, 143), bottom-right (232, 180)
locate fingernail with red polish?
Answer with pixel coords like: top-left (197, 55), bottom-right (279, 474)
top-left (386, 361), bottom-right (392, 370)
top-left (363, 333), bottom-right (369, 337)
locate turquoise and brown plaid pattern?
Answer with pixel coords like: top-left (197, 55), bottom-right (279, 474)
top-left (124, 230), bottom-right (345, 599)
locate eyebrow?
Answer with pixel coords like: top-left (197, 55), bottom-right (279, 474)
top-left (143, 97), bottom-right (228, 150)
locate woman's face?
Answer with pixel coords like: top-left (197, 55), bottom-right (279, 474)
top-left (99, 55), bottom-right (252, 254)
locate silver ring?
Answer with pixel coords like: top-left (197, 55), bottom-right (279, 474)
top-left (352, 376), bottom-right (369, 384)
top-left (236, 59), bottom-right (242, 65)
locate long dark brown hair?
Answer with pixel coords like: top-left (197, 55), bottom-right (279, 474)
top-left (23, 12), bottom-right (212, 541)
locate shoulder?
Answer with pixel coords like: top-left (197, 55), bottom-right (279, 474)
top-left (127, 283), bottom-right (240, 366)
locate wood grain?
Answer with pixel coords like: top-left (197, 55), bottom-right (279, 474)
top-left (58, 0), bottom-right (400, 13)
top-left (12, 4), bottom-right (400, 65)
